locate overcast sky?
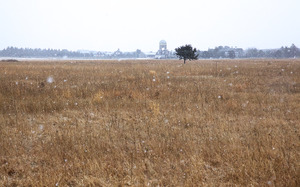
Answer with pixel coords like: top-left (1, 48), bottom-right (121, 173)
top-left (1, 0), bottom-right (299, 52)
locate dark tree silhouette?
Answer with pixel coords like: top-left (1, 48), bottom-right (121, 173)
top-left (175, 44), bottom-right (198, 64)
top-left (290, 44), bottom-right (299, 58)
top-left (228, 50), bottom-right (236, 59)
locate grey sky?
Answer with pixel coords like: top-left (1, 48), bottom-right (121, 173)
top-left (1, 0), bottom-right (299, 52)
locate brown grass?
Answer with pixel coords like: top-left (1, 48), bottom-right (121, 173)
top-left (0, 59), bottom-right (299, 186)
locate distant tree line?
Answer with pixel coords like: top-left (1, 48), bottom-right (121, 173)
top-left (197, 44), bottom-right (300, 59)
top-left (0, 44), bottom-right (299, 59)
top-left (0, 47), bottom-right (95, 58)
top-left (0, 47), bottom-right (146, 59)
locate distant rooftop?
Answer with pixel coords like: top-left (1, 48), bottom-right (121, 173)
top-left (159, 40), bottom-right (167, 45)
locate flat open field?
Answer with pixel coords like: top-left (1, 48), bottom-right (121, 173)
top-left (0, 59), bottom-right (299, 186)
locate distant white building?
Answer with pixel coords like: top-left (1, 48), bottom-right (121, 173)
top-left (144, 51), bottom-right (156, 58)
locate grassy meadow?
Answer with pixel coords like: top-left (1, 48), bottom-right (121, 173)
top-left (0, 59), bottom-right (299, 186)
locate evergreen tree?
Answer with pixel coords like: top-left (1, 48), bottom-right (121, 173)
top-left (175, 44), bottom-right (198, 64)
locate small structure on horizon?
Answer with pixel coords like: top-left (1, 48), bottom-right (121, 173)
top-left (155, 40), bottom-right (171, 59)
top-left (159, 40), bottom-right (167, 51)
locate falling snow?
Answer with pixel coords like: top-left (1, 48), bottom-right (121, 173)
top-left (39, 125), bottom-right (44, 131)
top-left (47, 76), bottom-right (54, 83)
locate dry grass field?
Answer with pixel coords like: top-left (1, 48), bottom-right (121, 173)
top-left (0, 59), bottom-right (299, 186)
